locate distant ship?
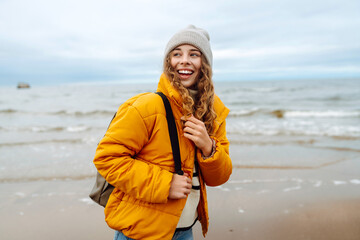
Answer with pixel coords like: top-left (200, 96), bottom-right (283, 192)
top-left (17, 82), bottom-right (30, 89)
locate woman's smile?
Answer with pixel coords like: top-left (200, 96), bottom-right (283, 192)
top-left (177, 69), bottom-right (195, 79)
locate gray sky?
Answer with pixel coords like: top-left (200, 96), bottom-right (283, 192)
top-left (0, 0), bottom-right (359, 85)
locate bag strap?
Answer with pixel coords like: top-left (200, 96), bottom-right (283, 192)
top-left (155, 92), bottom-right (184, 175)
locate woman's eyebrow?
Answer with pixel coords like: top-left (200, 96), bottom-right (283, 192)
top-left (172, 48), bottom-right (201, 53)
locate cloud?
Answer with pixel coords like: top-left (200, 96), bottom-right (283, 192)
top-left (0, 0), bottom-right (359, 85)
top-left (214, 45), bottom-right (341, 59)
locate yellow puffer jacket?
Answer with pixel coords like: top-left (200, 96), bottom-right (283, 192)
top-left (93, 73), bottom-right (232, 240)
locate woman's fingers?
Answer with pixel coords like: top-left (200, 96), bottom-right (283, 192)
top-left (168, 173), bottom-right (192, 199)
top-left (183, 126), bottom-right (198, 136)
top-left (181, 115), bottom-right (201, 124)
top-left (183, 119), bottom-right (198, 128)
top-left (181, 114), bottom-right (213, 157)
top-left (183, 132), bottom-right (198, 143)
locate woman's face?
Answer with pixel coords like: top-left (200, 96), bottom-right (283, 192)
top-left (170, 44), bottom-right (202, 89)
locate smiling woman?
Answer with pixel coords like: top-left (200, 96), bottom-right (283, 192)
top-left (92, 25), bottom-right (232, 240)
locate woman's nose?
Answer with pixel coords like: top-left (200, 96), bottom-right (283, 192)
top-left (180, 54), bottom-right (190, 64)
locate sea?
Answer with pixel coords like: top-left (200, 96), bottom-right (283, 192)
top-left (0, 78), bottom-right (359, 182)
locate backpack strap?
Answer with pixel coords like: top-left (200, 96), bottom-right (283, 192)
top-left (155, 92), bottom-right (184, 175)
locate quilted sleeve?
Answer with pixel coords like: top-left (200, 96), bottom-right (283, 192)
top-left (93, 103), bottom-right (173, 204)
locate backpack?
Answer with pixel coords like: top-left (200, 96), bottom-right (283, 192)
top-left (89, 92), bottom-right (183, 207)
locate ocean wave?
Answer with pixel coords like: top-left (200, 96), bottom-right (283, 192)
top-left (227, 124), bottom-right (360, 139)
top-left (4, 107), bottom-right (358, 119)
top-left (228, 109), bottom-right (360, 119)
top-left (229, 139), bottom-right (318, 146)
top-left (0, 108), bottom-right (17, 114)
top-left (66, 126), bottom-right (90, 132)
top-left (284, 110), bottom-right (360, 118)
top-left (242, 87), bottom-right (282, 93)
top-left (0, 174), bottom-right (94, 183)
top-left (0, 125), bottom-right (93, 133)
top-left (53, 110), bottom-right (115, 117)
top-left (228, 108), bottom-right (260, 117)
top-left (0, 109), bottom-right (115, 117)
top-left (0, 139), bottom-right (86, 147)
top-left (324, 96), bottom-right (343, 102)
top-left (220, 86), bottom-right (285, 94)
top-left (296, 95), bottom-right (348, 102)
top-left (31, 126), bottom-right (67, 132)
top-left (313, 146), bottom-right (360, 153)
top-left (229, 139), bottom-right (360, 152)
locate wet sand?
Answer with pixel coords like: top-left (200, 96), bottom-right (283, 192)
top-left (193, 199), bottom-right (360, 240)
top-left (192, 142), bottom-right (360, 240)
top-left (1, 143), bottom-right (359, 240)
top-left (193, 167), bottom-right (360, 240)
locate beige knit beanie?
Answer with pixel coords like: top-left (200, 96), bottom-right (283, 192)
top-left (164, 25), bottom-right (213, 67)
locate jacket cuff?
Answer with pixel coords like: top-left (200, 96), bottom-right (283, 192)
top-left (201, 138), bottom-right (216, 159)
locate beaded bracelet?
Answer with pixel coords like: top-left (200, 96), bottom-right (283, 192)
top-left (202, 138), bottom-right (216, 159)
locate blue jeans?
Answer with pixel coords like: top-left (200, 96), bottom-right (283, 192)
top-left (172, 228), bottom-right (193, 240)
top-left (114, 228), bottom-right (193, 240)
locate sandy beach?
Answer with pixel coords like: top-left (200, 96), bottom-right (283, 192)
top-left (1, 142), bottom-right (359, 240)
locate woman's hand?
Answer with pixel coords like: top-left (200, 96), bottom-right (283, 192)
top-left (169, 173), bottom-right (192, 199)
top-left (181, 115), bottom-right (213, 157)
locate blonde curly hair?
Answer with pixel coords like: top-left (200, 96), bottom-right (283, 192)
top-left (163, 52), bottom-right (217, 135)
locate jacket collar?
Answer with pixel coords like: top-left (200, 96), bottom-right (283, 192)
top-left (156, 73), bottom-right (183, 108)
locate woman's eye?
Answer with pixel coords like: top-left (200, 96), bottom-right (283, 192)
top-left (173, 53), bottom-right (181, 57)
top-left (190, 52), bottom-right (201, 57)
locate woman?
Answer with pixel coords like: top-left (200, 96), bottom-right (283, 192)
top-left (93, 25), bottom-right (232, 240)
